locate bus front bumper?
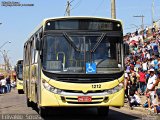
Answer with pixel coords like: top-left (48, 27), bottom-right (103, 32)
top-left (40, 88), bottom-right (124, 107)
top-left (17, 81), bottom-right (23, 90)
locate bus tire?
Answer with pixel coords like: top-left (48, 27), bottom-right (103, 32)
top-left (97, 107), bottom-right (109, 116)
top-left (26, 98), bottom-right (32, 107)
top-left (38, 107), bottom-right (46, 117)
top-left (18, 90), bottom-right (24, 94)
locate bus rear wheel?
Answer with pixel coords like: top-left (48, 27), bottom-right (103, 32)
top-left (97, 107), bottom-right (109, 116)
top-left (18, 90), bottom-right (24, 94)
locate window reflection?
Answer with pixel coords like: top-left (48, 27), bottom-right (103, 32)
top-left (42, 34), bottom-right (122, 73)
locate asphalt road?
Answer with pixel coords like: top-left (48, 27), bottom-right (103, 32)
top-left (0, 89), bottom-right (156, 120)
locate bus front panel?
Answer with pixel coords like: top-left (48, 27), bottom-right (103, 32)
top-left (39, 72), bottom-right (124, 107)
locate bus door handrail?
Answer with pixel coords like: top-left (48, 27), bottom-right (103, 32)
top-left (56, 52), bottom-right (66, 70)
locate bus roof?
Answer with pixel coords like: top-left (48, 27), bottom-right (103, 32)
top-left (16, 60), bottom-right (23, 65)
top-left (42, 16), bottom-right (122, 23)
top-left (26, 16), bottom-right (122, 44)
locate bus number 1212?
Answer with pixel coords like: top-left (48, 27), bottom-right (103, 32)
top-left (92, 84), bottom-right (101, 88)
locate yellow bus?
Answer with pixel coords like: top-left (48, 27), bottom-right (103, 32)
top-left (23, 16), bottom-right (127, 116)
top-left (16, 60), bottom-right (24, 94)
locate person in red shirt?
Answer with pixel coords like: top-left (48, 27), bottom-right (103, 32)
top-left (138, 69), bottom-right (146, 95)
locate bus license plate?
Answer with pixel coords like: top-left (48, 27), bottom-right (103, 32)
top-left (78, 96), bottom-right (92, 102)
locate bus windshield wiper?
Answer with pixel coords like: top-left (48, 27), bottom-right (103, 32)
top-left (91, 33), bottom-right (106, 52)
top-left (63, 32), bottom-right (80, 52)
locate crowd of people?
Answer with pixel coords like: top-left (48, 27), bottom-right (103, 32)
top-left (124, 25), bottom-right (160, 114)
top-left (0, 74), bottom-right (16, 94)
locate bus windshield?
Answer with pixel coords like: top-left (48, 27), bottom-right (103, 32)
top-left (42, 32), bottom-right (123, 74)
top-left (17, 64), bottom-right (23, 80)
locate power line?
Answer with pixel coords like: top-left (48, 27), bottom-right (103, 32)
top-left (124, 26), bottom-right (138, 30)
top-left (133, 15), bottom-right (145, 30)
top-left (70, 0), bottom-right (75, 4)
top-left (70, 0), bottom-right (82, 11)
top-left (92, 0), bottom-right (105, 15)
top-left (64, 0), bottom-right (82, 16)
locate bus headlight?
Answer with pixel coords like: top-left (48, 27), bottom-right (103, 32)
top-left (42, 80), bottom-right (62, 94)
top-left (107, 83), bottom-right (123, 94)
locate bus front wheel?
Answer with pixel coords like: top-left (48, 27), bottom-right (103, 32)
top-left (18, 90), bottom-right (24, 94)
top-left (26, 98), bottom-right (32, 107)
top-left (97, 107), bottom-right (109, 116)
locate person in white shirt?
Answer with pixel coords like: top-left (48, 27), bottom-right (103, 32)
top-left (11, 80), bottom-right (16, 89)
top-left (142, 59), bottom-right (148, 71)
top-left (130, 94), bottom-right (141, 107)
top-left (146, 52), bottom-right (151, 60)
top-left (150, 59), bottom-right (155, 68)
top-left (1, 76), bottom-right (6, 94)
top-left (145, 68), bottom-right (157, 110)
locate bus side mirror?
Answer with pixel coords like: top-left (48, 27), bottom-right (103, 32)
top-left (124, 43), bottom-right (129, 56)
top-left (36, 38), bottom-right (41, 51)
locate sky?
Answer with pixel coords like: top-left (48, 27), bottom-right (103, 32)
top-left (0, 0), bottom-right (160, 66)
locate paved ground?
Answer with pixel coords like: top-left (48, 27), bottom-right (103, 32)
top-left (0, 89), bottom-right (160, 120)
top-left (124, 95), bottom-right (147, 112)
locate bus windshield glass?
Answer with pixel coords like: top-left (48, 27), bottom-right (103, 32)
top-left (17, 64), bottom-right (23, 80)
top-left (42, 32), bottom-right (123, 74)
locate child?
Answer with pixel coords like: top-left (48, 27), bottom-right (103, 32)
top-left (129, 80), bottom-right (141, 109)
top-left (11, 80), bottom-right (16, 90)
top-left (130, 93), bottom-right (141, 108)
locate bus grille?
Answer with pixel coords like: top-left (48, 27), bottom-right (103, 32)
top-left (61, 96), bottom-right (109, 104)
top-left (63, 90), bottom-right (106, 94)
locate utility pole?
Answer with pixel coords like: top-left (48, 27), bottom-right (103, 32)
top-left (111, 0), bottom-right (116, 19)
top-left (152, 0), bottom-right (155, 25)
top-left (133, 15), bottom-right (145, 30)
top-left (65, 0), bottom-right (70, 16)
